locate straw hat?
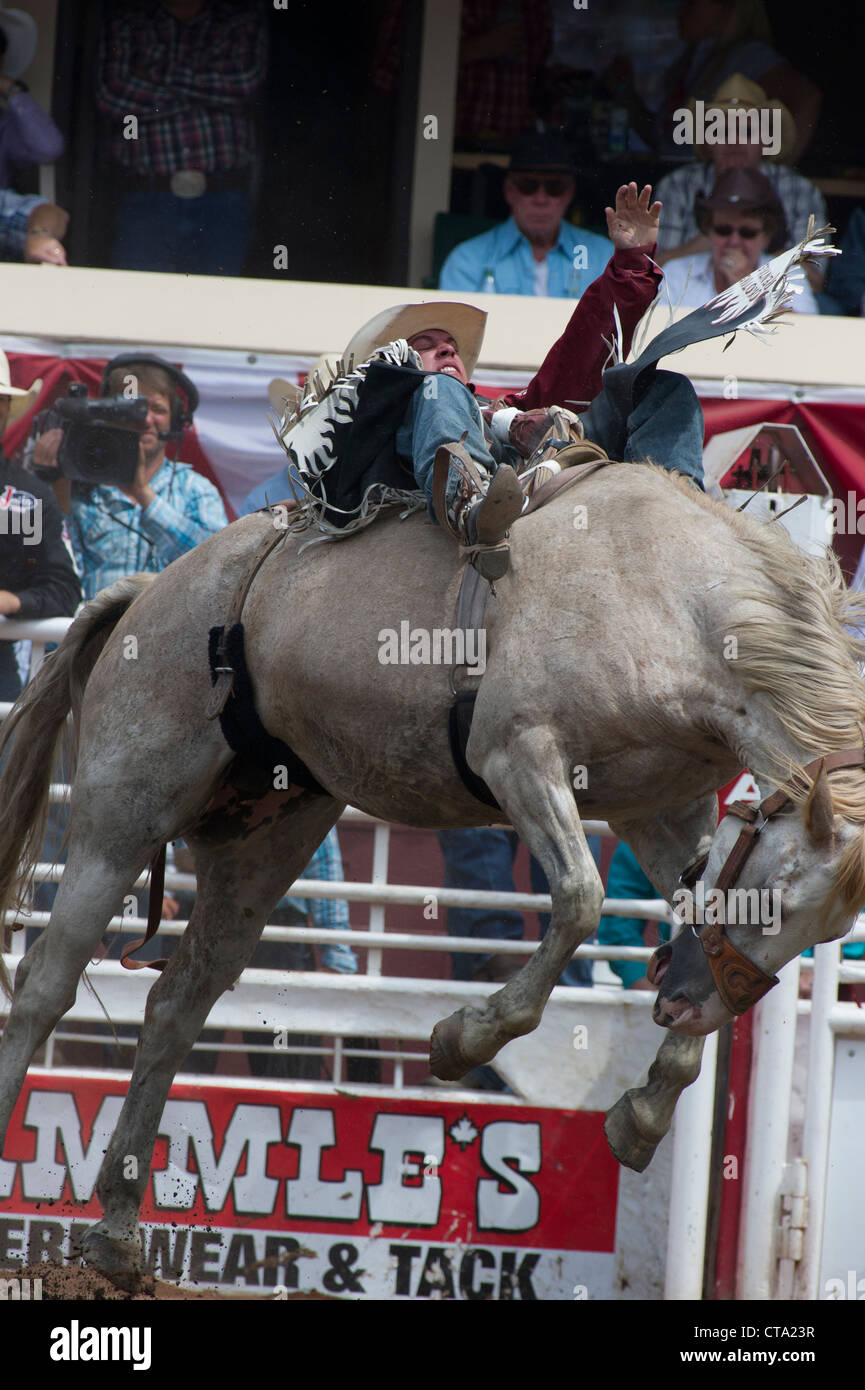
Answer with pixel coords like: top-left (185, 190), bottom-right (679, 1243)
top-left (691, 73), bottom-right (796, 164)
top-left (343, 302), bottom-right (487, 380)
top-left (0, 349), bottom-right (41, 422)
top-left (0, 5), bottom-right (38, 79)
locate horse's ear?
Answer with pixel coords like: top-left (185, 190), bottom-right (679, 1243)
top-left (805, 760), bottom-right (835, 847)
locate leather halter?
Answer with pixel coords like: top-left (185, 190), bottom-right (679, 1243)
top-left (679, 740), bottom-right (865, 1016)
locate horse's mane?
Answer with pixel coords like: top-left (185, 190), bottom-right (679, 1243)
top-left (660, 469), bottom-right (865, 914)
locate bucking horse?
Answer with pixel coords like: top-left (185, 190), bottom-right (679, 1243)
top-left (0, 458), bottom-right (864, 1290)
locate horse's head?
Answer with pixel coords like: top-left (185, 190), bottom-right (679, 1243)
top-left (649, 760), bottom-right (865, 1035)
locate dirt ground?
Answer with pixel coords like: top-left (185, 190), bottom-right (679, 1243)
top-left (0, 1261), bottom-right (337, 1300)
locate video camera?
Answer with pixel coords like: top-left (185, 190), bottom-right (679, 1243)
top-left (33, 383), bottom-right (148, 489)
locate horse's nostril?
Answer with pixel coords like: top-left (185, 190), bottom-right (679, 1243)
top-left (647, 942), bottom-right (672, 985)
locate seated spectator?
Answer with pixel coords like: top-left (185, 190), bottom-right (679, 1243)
top-left (669, 0), bottom-right (821, 163)
top-left (611, 0), bottom-right (821, 162)
top-left (0, 349), bottom-right (80, 703)
top-left (655, 75), bottom-right (827, 292)
top-left (32, 354), bottom-right (228, 599)
top-left (0, 186), bottom-right (67, 263)
top-left (438, 129), bottom-right (614, 297)
top-left (95, 0), bottom-right (267, 276)
top-left (0, 6), bottom-right (64, 186)
top-left (597, 841), bottom-right (666, 991)
top-left (659, 167), bottom-right (818, 313)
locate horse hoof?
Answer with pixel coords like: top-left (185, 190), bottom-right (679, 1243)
top-left (429, 1011), bottom-right (472, 1081)
top-left (603, 1094), bottom-right (660, 1173)
top-left (81, 1225), bottom-right (143, 1294)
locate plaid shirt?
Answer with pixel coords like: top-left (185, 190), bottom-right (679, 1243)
top-left (287, 828), bottom-right (358, 974)
top-left (95, 2), bottom-right (267, 175)
top-left (374, 0), bottom-right (550, 142)
top-left (655, 161), bottom-right (827, 251)
top-left (69, 458), bottom-right (228, 601)
top-left (0, 187), bottom-right (43, 260)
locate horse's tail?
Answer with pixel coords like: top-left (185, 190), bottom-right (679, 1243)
top-left (0, 574), bottom-right (155, 996)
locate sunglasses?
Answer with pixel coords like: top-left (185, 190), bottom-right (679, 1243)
top-left (510, 176), bottom-right (572, 197)
top-left (711, 223), bottom-right (764, 239)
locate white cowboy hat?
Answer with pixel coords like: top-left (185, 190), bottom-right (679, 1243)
top-left (343, 302), bottom-right (487, 380)
top-left (0, 5), bottom-right (38, 80)
top-left (0, 349), bottom-right (41, 422)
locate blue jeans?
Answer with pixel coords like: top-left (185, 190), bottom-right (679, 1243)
top-left (579, 368), bottom-right (705, 486)
top-left (437, 827), bottom-right (599, 987)
top-left (111, 189), bottom-right (252, 276)
top-left (396, 372), bottom-right (495, 516)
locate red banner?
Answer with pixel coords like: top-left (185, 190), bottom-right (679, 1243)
top-left (0, 1074), bottom-right (620, 1299)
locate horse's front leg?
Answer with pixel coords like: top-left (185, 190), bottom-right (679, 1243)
top-left (430, 726), bottom-right (603, 1080)
top-left (604, 1033), bottom-right (706, 1171)
top-left (600, 800), bottom-right (717, 1169)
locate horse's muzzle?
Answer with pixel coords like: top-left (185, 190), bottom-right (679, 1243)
top-left (647, 941), bottom-right (672, 985)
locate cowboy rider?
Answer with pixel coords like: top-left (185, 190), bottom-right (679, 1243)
top-left (330, 182), bottom-right (705, 575)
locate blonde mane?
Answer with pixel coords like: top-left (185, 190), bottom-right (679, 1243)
top-left (662, 469), bottom-right (865, 914)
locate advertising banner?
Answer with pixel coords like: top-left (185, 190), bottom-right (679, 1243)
top-left (0, 1075), bottom-right (620, 1300)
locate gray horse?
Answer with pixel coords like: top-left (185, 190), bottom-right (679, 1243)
top-left (0, 461), bottom-right (864, 1290)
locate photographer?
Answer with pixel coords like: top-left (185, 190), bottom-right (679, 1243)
top-left (34, 354), bottom-right (228, 600)
top-left (0, 351), bottom-right (80, 701)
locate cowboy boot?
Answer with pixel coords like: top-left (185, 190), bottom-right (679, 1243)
top-left (458, 472), bottom-right (525, 581)
top-left (433, 444), bottom-right (525, 581)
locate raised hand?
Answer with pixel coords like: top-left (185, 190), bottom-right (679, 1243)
top-left (605, 182), bottom-right (661, 250)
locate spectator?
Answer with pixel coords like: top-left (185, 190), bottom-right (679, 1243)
top-left (597, 841), bottom-right (668, 991)
top-left (95, 0), bottom-right (267, 275)
top-left (0, 4), bottom-right (63, 186)
top-left (607, 0), bottom-right (821, 163)
top-left (439, 129), bottom-right (614, 297)
top-left (0, 349), bottom-right (80, 703)
top-left (659, 166), bottom-right (819, 313)
top-left (0, 185), bottom-right (67, 263)
top-left (33, 354), bottom-right (229, 600)
top-left (655, 75), bottom-right (826, 293)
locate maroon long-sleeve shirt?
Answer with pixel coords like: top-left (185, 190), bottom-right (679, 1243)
top-left (499, 244), bottom-right (661, 413)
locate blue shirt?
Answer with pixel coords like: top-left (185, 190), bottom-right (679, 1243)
top-left (438, 215), bottom-right (614, 298)
top-left (69, 457), bottom-right (229, 600)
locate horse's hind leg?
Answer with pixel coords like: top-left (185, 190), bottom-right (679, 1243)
top-left (431, 725), bottom-right (604, 1080)
top-left (81, 791), bottom-right (342, 1291)
top-left (0, 836), bottom-right (155, 1149)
